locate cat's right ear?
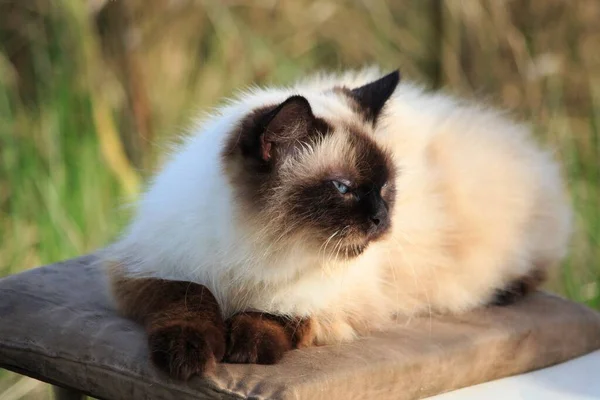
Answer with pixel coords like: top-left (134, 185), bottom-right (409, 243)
top-left (257, 95), bottom-right (315, 163)
top-left (230, 95), bottom-right (316, 166)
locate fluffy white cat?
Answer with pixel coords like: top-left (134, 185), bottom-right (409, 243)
top-left (106, 68), bottom-right (572, 379)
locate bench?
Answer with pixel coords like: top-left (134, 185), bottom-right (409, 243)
top-left (1, 254), bottom-right (599, 399)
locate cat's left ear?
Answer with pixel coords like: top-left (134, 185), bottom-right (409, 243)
top-left (350, 70), bottom-right (400, 124)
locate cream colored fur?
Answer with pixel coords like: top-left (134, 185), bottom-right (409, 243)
top-left (106, 68), bottom-right (572, 345)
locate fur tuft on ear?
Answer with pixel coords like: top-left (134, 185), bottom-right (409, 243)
top-left (226, 95), bottom-right (327, 172)
top-left (259, 95), bottom-right (315, 162)
top-left (350, 70), bottom-right (400, 124)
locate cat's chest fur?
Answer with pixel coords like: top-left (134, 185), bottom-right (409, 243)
top-left (219, 253), bottom-right (380, 317)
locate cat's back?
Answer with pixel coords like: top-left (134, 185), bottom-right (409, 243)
top-left (382, 82), bottom-right (570, 245)
top-left (375, 82), bottom-right (572, 314)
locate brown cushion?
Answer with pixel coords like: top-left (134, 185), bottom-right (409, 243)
top-left (1, 255), bottom-right (600, 400)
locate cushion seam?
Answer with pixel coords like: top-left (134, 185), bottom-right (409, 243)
top-left (0, 341), bottom-right (246, 399)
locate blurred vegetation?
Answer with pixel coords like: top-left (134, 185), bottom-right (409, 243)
top-left (0, 0), bottom-right (599, 398)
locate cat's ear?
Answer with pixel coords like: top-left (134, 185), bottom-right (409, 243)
top-left (259, 95), bottom-right (315, 162)
top-left (350, 70), bottom-right (400, 124)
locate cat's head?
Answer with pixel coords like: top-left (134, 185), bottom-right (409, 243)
top-left (222, 71), bottom-right (399, 260)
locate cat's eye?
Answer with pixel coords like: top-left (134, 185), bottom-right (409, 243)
top-left (332, 180), bottom-right (351, 195)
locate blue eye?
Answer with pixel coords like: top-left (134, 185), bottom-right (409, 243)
top-left (332, 180), bottom-right (350, 194)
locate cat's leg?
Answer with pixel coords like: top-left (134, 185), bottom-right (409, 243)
top-left (109, 270), bottom-right (225, 380)
top-left (224, 312), bottom-right (313, 364)
top-left (490, 266), bottom-right (547, 306)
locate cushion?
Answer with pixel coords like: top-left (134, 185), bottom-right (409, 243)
top-left (0, 255), bottom-right (599, 400)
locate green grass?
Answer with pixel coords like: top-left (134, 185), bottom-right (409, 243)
top-left (0, 1), bottom-right (129, 275)
top-left (0, 1), bottom-right (599, 398)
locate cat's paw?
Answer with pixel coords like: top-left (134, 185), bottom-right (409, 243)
top-left (224, 312), bottom-right (293, 364)
top-left (490, 268), bottom-right (546, 307)
top-left (490, 285), bottom-right (527, 306)
top-left (148, 321), bottom-right (226, 380)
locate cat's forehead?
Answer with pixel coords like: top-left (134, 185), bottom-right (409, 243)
top-left (287, 122), bottom-right (393, 185)
top-left (302, 90), bottom-right (362, 124)
top-left (234, 84), bottom-right (369, 129)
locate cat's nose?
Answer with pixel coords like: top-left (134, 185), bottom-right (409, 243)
top-left (368, 207), bottom-right (389, 237)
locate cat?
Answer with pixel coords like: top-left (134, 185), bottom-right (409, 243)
top-left (105, 68), bottom-right (572, 380)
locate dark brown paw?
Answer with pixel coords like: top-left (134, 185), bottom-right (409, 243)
top-left (490, 268), bottom-right (546, 307)
top-left (224, 312), bottom-right (293, 364)
top-left (148, 322), bottom-right (226, 380)
top-left (490, 284), bottom-right (528, 306)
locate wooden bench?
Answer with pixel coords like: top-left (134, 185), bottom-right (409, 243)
top-left (1, 254), bottom-right (600, 399)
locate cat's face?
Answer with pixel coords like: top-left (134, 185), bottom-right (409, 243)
top-left (223, 71), bottom-right (399, 260)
